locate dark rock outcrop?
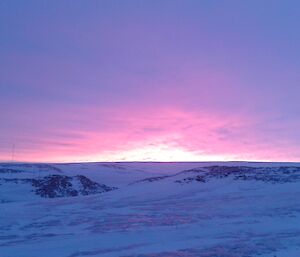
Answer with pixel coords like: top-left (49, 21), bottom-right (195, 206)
top-left (132, 166), bottom-right (300, 185)
top-left (1, 175), bottom-right (117, 198)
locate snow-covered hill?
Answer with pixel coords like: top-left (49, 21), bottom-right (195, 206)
top-left (1, 162), bottom-right (300, 257)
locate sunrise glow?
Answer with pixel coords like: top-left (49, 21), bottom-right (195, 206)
top-left (1, 1), bottom-right (300, 162)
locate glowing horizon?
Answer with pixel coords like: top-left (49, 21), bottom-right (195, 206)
top-left (1, 1), bottom-right (300, 162)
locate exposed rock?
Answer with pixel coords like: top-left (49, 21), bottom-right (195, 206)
top-left (133, 166), bottom-right (300, 185)
top-left (1, 175), bottom-right (117, 198)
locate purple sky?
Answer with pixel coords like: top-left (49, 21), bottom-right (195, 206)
top-left (1, 0), bottom-right (300, 162)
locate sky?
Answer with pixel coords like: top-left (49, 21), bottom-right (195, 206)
top-left (1, 0), bottom-right (300, 162)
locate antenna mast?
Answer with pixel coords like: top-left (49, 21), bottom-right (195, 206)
top-left (11, 144), bottom-right (15, 162)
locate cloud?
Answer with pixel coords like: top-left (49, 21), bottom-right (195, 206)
top-left (2, 105), bottom-right (299, 162)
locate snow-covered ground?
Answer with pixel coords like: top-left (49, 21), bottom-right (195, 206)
top-left (1, 162), bottom-right (300, 257)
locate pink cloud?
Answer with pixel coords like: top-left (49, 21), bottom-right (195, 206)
top-left (3, 105), bottom-right (300, 162)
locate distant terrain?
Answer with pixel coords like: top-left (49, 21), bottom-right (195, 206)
top-left (1, 162), bottom-right (300, 257)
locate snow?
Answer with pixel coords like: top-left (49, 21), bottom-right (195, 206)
top-left (1, 162), bottom-right (300, 257)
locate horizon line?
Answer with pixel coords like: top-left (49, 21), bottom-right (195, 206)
top-left (1, 160), bottom-right (300, 165)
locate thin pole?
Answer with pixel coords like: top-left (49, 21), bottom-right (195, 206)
top-left (11, 144), bottom-right (15, 162)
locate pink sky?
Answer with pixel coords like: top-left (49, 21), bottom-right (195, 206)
top-left (1, 1), bottom-right (300, 162)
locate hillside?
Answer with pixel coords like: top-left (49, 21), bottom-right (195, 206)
top-left (1, 162), bottom-right (300, 257)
